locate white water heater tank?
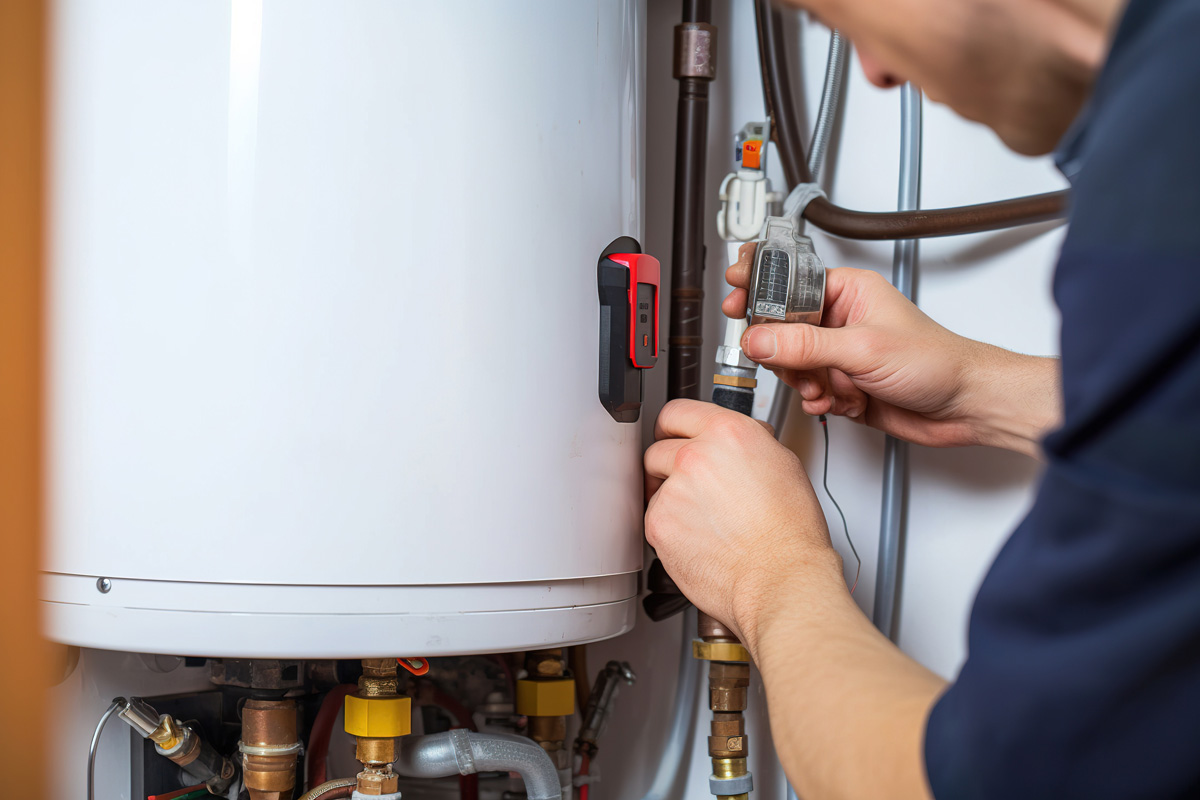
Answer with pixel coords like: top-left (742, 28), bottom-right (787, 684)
top-left (42, 0), bottom-right (648, 658)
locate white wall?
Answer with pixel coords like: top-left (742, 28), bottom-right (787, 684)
top-left (54, 2), bottom-right (1067, 799)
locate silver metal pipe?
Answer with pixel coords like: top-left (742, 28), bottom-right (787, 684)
top-left (873, 84), bottom-right (923, 641)
top-left (394, 730), bottom-right (561, 800)
top-left (807, 30), bottom-right (848, 185)
top-left (89, 698), bottom-right (125, 800)
top-left (639, 607), bottom-right (701, 800)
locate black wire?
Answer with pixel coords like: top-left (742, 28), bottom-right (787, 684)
top-left (819, 414), bottom-right (860, 592)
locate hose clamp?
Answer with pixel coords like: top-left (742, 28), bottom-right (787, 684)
top-left (449, 728), bottom-right (477, 776)
top-left (709, 773), bottom-right (755, 795)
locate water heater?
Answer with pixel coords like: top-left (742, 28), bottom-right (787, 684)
top-left (42, 0), bottom-right (648, 658)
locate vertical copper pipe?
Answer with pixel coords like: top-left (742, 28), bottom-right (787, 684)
top-left (0, 0), bottom-right (48, 795)
top-left (668, 0), bottom-right (715, 401)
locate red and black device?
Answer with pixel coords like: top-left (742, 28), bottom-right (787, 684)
top-left (597, 236), bottom-right (660, 422)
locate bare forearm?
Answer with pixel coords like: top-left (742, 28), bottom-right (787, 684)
top-left (961, 345), bottom-right (1062, 458)
top-left (742, 570), bottom-right (946, 800)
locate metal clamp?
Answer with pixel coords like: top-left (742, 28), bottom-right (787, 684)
top-left (674, 22), bottom-right (717, 79)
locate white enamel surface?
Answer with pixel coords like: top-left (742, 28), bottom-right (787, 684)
top-left (44, 0), bottom-right (646, 655)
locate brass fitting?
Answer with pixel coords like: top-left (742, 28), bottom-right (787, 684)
top-left (693, 640), bottom-right (751, 663)
top-left (348, 658), bottom-right (409, 797)
top-left (239, 699), bottom-right (301, 800)
top-left (697, 619), bottom-right (754, 800)
top-left (708, 662), bottom-right (750, 712)
top-left (522, 649), bottom-right (574, 771)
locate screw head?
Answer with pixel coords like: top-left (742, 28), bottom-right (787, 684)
top-left (96, 577), bottom-right (112, 593)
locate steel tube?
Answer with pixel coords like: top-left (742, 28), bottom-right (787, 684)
top-left (395, 730), bottom-right (561, 800)
top-left (873, 85), bottom-right (922, 641)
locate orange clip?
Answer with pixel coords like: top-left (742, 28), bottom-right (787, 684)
top-left (397, 657), bottom-right (430, 676)
top-left (742, 140), bottom-right (763, 170)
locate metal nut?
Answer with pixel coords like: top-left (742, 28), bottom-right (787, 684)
top-left (357, 769), bottom-right (400, 796)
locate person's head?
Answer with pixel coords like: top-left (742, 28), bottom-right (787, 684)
top-left (793, 0), bottom-right (1126, 155)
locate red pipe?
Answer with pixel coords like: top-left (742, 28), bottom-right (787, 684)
top-left (306, 684), bottom-right (357, 790)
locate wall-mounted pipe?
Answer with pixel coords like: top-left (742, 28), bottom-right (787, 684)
top-left (752, 0), bottom-right (1068, 241)
top-left (668, 0), bottom-right (716, 400)
top-left (394, 730), bottom-right (561, 800)
top-left (874, 84), bottom-right (923, 640)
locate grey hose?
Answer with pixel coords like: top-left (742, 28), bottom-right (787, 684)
top-left (873, 84), bottom-right (923, 641)
top-left (89, 698), bottom-right (125, 800)
top-left (395, 730), bottom-right (561, 800)
top-left (766, 28), bottom-right (851, 437)
top-left (807, 30), bottom-right (848, 186)
top-left (637, 607), bottom-right (701, 800)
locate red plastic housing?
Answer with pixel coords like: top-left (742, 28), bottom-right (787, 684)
top-left (606, 253), bottom-right (660, 368)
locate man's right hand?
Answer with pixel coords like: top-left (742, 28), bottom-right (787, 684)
top-left (723, 243), bottom-right (1060, 456)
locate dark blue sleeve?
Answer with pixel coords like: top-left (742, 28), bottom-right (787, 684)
top-left (923, 1), bottom-right (1200, 797)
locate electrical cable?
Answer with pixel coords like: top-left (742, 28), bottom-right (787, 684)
top-left (89, 697), bottom-right (125, 800)
top-left (819, 415), bottom-right (860, 593)
top-left (579, 752), bottom-right (591, 800)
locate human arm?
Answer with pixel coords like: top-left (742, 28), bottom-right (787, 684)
top-left (644, 399), bottom-right (943, 800)
top-left (724, 243), bottom-right (1061, 457)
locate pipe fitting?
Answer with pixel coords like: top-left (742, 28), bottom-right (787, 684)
top-left (240, 699), bottom-right (300, 800)
top-left (395, 730), bottom-right (561, 800)
top-left (674, 22), bottom-right (717, 79)
top-left (115, 697), bottom-right (238, 796)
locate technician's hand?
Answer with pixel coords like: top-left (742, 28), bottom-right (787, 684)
top-left (723, 243), bottom-right (1061, 456)
top-left (644, 399), bottom-right (845, 645)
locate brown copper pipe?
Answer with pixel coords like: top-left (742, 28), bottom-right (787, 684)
top-left (668, 0), bottom-right (715, 401)
top-left (753, 0), bottom-right (1069, 240)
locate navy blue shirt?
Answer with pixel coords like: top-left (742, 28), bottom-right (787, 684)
top-left (924, 0), bottom-right (1200, 797)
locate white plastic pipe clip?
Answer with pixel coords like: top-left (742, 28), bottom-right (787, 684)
top-left (718, 172), bottom-right (772, 242)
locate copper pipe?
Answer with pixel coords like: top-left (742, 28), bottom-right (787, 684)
top-left (752, 0), bottom-right (1069, 240)
top-left (668, 0), bottom-right (716, 400)
top-left (569, 645), bottom-right (591, 714)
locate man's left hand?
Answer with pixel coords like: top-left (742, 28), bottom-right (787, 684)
top-left (643, 399), bottom-right (844, 648)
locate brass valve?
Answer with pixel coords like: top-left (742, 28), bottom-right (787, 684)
top-left (519, 649), bottom-right (575, 776)
top-left (345, 658), bottom-right (412, 796)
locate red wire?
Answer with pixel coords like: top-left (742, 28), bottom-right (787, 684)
top-left (148, 785), bottom-right (206, 800)
top-left (306, 684), bottom-right (357, 790)
top-left (579, 753), bottom-right (590, 800)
